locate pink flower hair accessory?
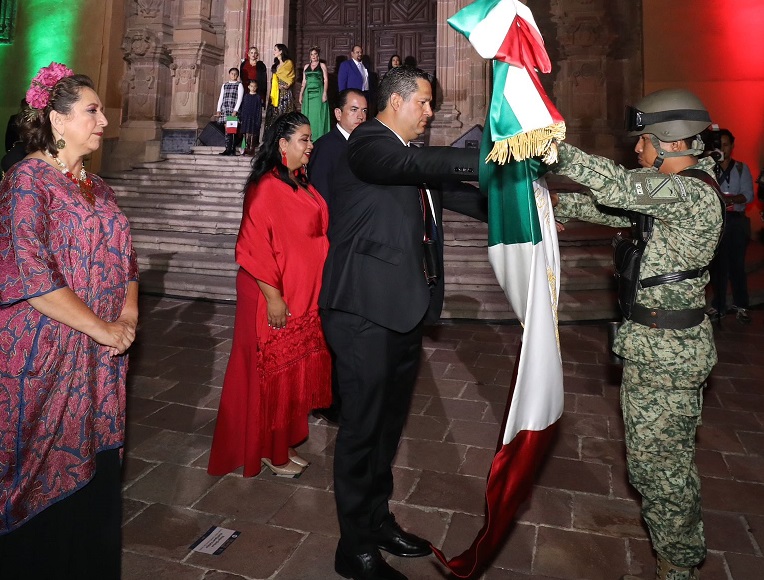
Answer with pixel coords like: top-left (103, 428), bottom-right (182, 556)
top-left (25, 62), bottom-right (74, 111)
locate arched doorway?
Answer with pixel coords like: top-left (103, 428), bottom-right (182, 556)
top-left (291, 0), bottom-right (437, 105)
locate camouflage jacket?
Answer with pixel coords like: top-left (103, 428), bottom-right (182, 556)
top-left (553, 142), bottom-right (722, 371)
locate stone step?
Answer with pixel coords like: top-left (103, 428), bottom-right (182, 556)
top-left (131, 230), bottom-right (235, 253)
top-left (127, 213), bottom-right (240, 235)
top-left (119, 196), bottom-right (242, 218)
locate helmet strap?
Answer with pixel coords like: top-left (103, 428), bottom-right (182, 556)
top-left (648, 134), bottom-right (702, 170)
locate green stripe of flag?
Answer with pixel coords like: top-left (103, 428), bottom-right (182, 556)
top-left (447, 0), bottom-right (503, 39)
top-left (489, 61), bottom-right (523, 141)
top-left (479, 115), bottom-right (545, 246)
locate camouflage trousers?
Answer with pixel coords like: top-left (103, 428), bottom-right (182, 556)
top-left (621, 360), bottom-right (708, 569)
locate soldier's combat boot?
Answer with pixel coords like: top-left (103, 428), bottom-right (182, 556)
top-left (656, 555), bottom-right (699, 579)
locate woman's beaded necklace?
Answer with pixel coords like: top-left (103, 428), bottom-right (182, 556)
top-left (45, 151), bottom-right (95, 205)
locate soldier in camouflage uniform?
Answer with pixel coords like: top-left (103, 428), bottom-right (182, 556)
top-left (550, 90), bottom-right (723, 580)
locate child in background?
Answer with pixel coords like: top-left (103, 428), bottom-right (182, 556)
top-left (216, 67), bottom-right (244, 156)
top-left (239, 79), bottom-right (263, 155)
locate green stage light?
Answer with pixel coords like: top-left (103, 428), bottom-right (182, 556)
top-left (23, 0), bottom-right (80, 78)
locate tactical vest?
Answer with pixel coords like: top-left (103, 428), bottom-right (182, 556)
top-left (612, 168), bottom-right (725, 327)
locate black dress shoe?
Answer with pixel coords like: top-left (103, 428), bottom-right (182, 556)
top-left (335, 547), bottom-right (407, 580)
top-left (372, 516), bottom-right (431, 558)
top-left (313, 406), bottom-right (339, 424)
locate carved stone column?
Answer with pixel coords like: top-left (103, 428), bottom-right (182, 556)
top-left (546, 0), bottom-right (642, 163)
top-left (164, 0), bottom-right (224, 144)
top-left (248, 0), bottom-right (289, 71)
top-left (430, 0), bottom-right (489, 146)
top-left (109, 0), bottom-right (174, 171)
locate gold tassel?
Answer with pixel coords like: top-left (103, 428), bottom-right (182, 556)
top-left (485, 122), bottom-right (567, 165)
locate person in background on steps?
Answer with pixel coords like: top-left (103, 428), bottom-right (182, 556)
top-left (216, 67), bottom-right (244, 156)
top-left (208, 112), bottom-right (331, 479)
top-left (299, 46), bottom-right (331, 141)
top-left (264, 44), bottom-right (296, 131)
top-left (239, 79), bottom-right (263, 156)
top-left (707, 128), bottom-right (754, 324)
top-left (0, 62), bottom-right (138, 580)
top-left (551, 89), bottom-right (723, 580)
top-left (240, 46), bottom-right (267, 107)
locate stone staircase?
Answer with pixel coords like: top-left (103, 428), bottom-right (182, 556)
top-left (105, 152), bottom-right (764, 322)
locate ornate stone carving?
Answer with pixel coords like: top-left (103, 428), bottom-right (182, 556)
top-left (135, 0), bottom-right (163, 19)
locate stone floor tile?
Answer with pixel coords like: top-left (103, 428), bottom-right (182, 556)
top-left (122, 503), bottom-right (223, 560)
top-left (720, 393), bottom-right (764, 415)
top-left (460, 382), bottom-right (511, 403)
top-left (129, 429), bottom-right (212, 465)
top-left (516, 487), bottom-right (573, 528)
top-left (441, 364), bottom-right (499, 384)
top-left (127, 396), bottom-right (170, 422)
top-left (126, 375), bottom-right (179, 399)
top-left (724, 552), bottom-right (762, 580)
top-left (548, 431), bottom-right (580, 460)
top-left (124, 463), bottom-right (218, 507)
top-left (409, 471), bottom-right (486, 515)
top-left (575, 392), bottom-right (622, 417)
top-left (580, 436), bottom-right (627, 465)
top-left (446, 419), bottom-right (502, 448)
top-left (702, 407), bottom-right (762, 431)
top-left (138, 403), bottom-right (218, 433)
top-left (422, 396), bottom-right (489, 422)
top-left (123, 456), bottom-right (158, 486)
top-left (563, 375), bottom-right (607, 396)
top-left (123, 498), bottom-right (149, 525)
top-left (389, 466), bottom-right (419, 502)
top-left (459, 447), bottom-right (495, 478)
top-left (724, 454), bottom-right (764, 484)
top-left (737, 431), bottom-right (764, 456)
top-left (428, 347), bottom-right (481, 366)
top-left (273, 533), bottom-right (340, 580)
top-left (536, 457), bottom-right (611, 495)
top-left (557, 412), bottom-right (610, 439)
top-left (413, 376), bottom-right (468, 398)
top-left (186, 519), bottom-right (304, 579)
top-left (155, 382), bottom-right (222, 409)
top-left (121, 551), bottom-right (207, 580)
top-left (125, 423), bottom-right (163, 449)
top-left (401, 414), bottom-right (450, 441)
top-left (695, 449), bottom-right (732, 479)
top-left (193, 476), bottom-right (296, 524)
top-left (704, 511), bottom-right (757, 555)
top-left (534, 526), bottom-right (628, 580)
top-left (572, 494), bottom-right (645, 538)
top-left (696, 424), bottom-right (748, 454)
top-left (394, 438), bottom-right (467, 473)
top-left (700, 476), bottom-right (764, 516)
top-left (269, 487), bottom-right (339, 536)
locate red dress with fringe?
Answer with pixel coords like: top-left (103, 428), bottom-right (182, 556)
top-left (208, 171), bottom-right (332, 476)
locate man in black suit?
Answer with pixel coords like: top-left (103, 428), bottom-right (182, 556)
top-left (309, 88), bottom-right (368, 425)
top-left (309, 89), bottom-right (368, 205)
top-left (320, 67), bottom-right (484, 580)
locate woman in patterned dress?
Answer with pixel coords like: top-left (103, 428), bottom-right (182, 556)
top-left (264, 43), bottom-right (296, 131)
top-left (0, 64), bottom-right (138, 579)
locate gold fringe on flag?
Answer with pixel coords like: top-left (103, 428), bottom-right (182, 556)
top-left (486, 122), bottom-right (567, 165)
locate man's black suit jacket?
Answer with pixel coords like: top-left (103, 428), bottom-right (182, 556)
top-left (319, 119), bottom-right (484, 333)
top-left (308, 125), bottom-right (346, 205)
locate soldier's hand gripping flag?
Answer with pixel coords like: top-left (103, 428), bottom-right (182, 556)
top-left (431, 1), bottom-right (565, 576)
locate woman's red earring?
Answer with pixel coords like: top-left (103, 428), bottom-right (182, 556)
top-left (281, 150), bottom-right (287, 166)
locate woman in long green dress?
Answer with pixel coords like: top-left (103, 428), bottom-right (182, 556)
top-left (298, 47), bottom-right (330, 140)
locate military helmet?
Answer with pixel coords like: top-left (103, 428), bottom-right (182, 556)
top-left (626, 89), bottom-right (711, 141)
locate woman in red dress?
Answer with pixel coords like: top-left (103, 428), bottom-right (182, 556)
top-left (208, 111), bottom-right (331, 477)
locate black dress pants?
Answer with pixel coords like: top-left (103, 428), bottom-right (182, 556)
top-left (0, 448), bottom-right (122, 580)
top-left (321, 309), bottom-right (423, 555)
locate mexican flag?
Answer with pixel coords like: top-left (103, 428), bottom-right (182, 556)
top-left (431, 1), bottom-right (565, 576)
top-left (448, 0), bottom-right (565, 164)
top-left (225, 115), bottom-right (239, 134)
